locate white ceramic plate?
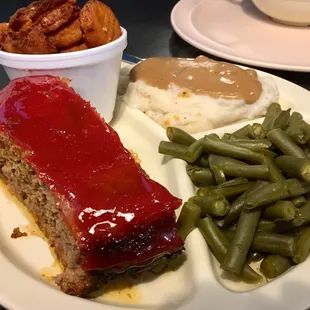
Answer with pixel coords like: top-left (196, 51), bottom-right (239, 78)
top-left (1, 61), bottom-right (310, 310)
top-left (171, 0), bottom-right (310, 72)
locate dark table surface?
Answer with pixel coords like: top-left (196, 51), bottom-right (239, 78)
top-left (0, 1), bottom-right (310, 309)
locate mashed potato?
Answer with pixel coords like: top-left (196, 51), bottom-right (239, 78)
top-left (122, 76), bottom-right (279, 134)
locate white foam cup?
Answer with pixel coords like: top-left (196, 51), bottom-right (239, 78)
top-left (0, 27), bottom-right (127, 123)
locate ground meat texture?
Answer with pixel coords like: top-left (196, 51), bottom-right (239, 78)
top-left (0, 132), bottom-right (180, 296)
top-left (11, 227), bottom-right (28, 239)
top-left (0, 133), bottom-right (93, 296)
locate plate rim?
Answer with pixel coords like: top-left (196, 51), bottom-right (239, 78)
top-left (171, 0), bottom-right (310, 72)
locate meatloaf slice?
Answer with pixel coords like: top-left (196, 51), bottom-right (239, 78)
top-left (0, 76), bottom-right (184, 296)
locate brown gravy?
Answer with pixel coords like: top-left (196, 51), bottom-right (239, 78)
top-left (130, 56), bottom-right (262, 104)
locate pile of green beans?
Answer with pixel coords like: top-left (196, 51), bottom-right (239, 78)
top-left (159, 103), bottom-right (310, 283)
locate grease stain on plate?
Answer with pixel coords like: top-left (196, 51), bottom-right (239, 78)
top-left (40, 260), bottom-right (62, 282)
top-left (23, 223), bottom-right (45, 239)
top-left (93, 277), bottom-right (143, 305)
top-left (0, 180), bottom-right (44, 240)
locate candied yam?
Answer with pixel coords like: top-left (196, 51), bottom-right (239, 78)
top-left (9, 0), bottom-right (78, 34)
top-left (38, 2), bottom-right (80, 34)
top-left (0, 23), bottom-right (9, 48)
top-left (2, 28), bottom-right (57, 54)
top-left (60, 42), bottom-right (87, 53)
top-left (48, 18), bottom-right (82, 49)
top-left (9, 1), bottom-right (40, 31)
top-left (5, 0), bottom-right (120, 55)
top-left (80, 0), bottom-right (121, 48)
top-left (32, 0), bottom-right (77, 21)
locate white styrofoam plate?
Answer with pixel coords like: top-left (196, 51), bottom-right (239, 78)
top-left (171, 0), bottom-right (310, 72)
top-left (1, 61), bottom-right (310, 310)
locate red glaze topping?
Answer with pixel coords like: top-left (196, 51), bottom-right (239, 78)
top-left (0, 76), bottom-right (183, 270)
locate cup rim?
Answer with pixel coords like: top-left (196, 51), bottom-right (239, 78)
top-left (0, 27), bottom-right (127, 62)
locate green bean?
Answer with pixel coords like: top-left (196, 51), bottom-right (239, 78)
top-left (185, 138), bottom-right (204, 163)
top-left (260, 255), bottom-right (292, 279)
top-left (221, 208), bottom-right (261, 276)
top-left (285, 112), bottom-right (308, 145)
top-left (303, 120), bottom-right (310, 145)
top-left (228, 225), bottom-right (237, 233)
top-left (189, 195), bottom-right (230, 217)
top-left (258, 219), bottom-right (277, 233)
top-left (210, 182), bottom-right (254, 198)
top-left (291, 213), bottom-right (307, 227)
top-left (197, 217), bottom-right (262, 284)
top-left (275, 156), bottom-right (310, 182)
top-left (176, 202), bottom-right (201, 241)
top-left (263, 104), bottom-right (291, 133)
top-left (293, 227), bottom-right (310, 264)
top-left (262, 156), bottom-right (285, 181)
top-left (166, 127), bottom-right (196, 146)
top-left (287, 179), bottom-right (310, 197)
top-left (285, 227), bottom-right (305, 237)
top-left (222, 133), bottom-right (232, 140)
top-left (211, 165), bottom-right (227, 184)
top-left (275, 217), bottom-right (305, 234)
top-left (208, 154), bottom-right (247, 167)
top-left (262, 103), bottom-right (282, 131)
top-left (251, 232), bottom-right (296, 257)
top-left (186, 165), bottom-right (215, 187)
top-left (218, 177), bottom-right (248, 188)
top-left (203, 136), bottom-right (263, 163)
top-left (221, 163), bottom-right (270, 180)
top-left (244, 181), bottom-right (287, 209)
top-left (228, 135), bottom-right (248, 141)
top-left (197, 183), bottom-right (253, 197)
top-left (248, 252), bottom-right (264, 263)
top-left (193, 156), bottom-right (209, 168)
top-left (214, 218), bottom-right (225, 228)
top-left (244, 179), bottom-right (310, 210)
top-left (196, 186), bottom-right (216, 196)
top-left (291, 196), bottom-right (306, 208)
top-left (273, 201), bottom-right (310, 233)
top-left (273, 109), bottom-right (291, 130)
top-left (249, 123), bottom-right (266, 139)
top-left (207, 133), bottom-right (220, 139)
top-left (296, 201), bottom-right (310, 226)
top-left (232, 124), bottom-right (252, 138)
top-left (268, 128), bottom-right (306, 158)
top-left (303, 146), bottom-right (310, 158)
top-left (223, 230), bottom-right (235, 239)
top-left (268, 102), bottom-right (282, 111)
top-left (263, 201), bottom-right (297, 222)
top-left (224, 230), bottom-right (296, 257)
top-left (221, 192), bottom-right (247, 229)
top-left (222, 181), bottom-right (268, 228)
top-left (253, 149), bottom-right (277, 158)
top-left (228, 139), bottom-right (272, 150)
top-left (158, 141), bottom-right (187, 160)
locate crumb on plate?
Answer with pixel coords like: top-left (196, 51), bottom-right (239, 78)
top-left (11, 227), bottom-right (28, 239)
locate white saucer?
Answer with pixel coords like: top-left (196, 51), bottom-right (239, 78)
top-left (171, 0), bottom-right (310, 71)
